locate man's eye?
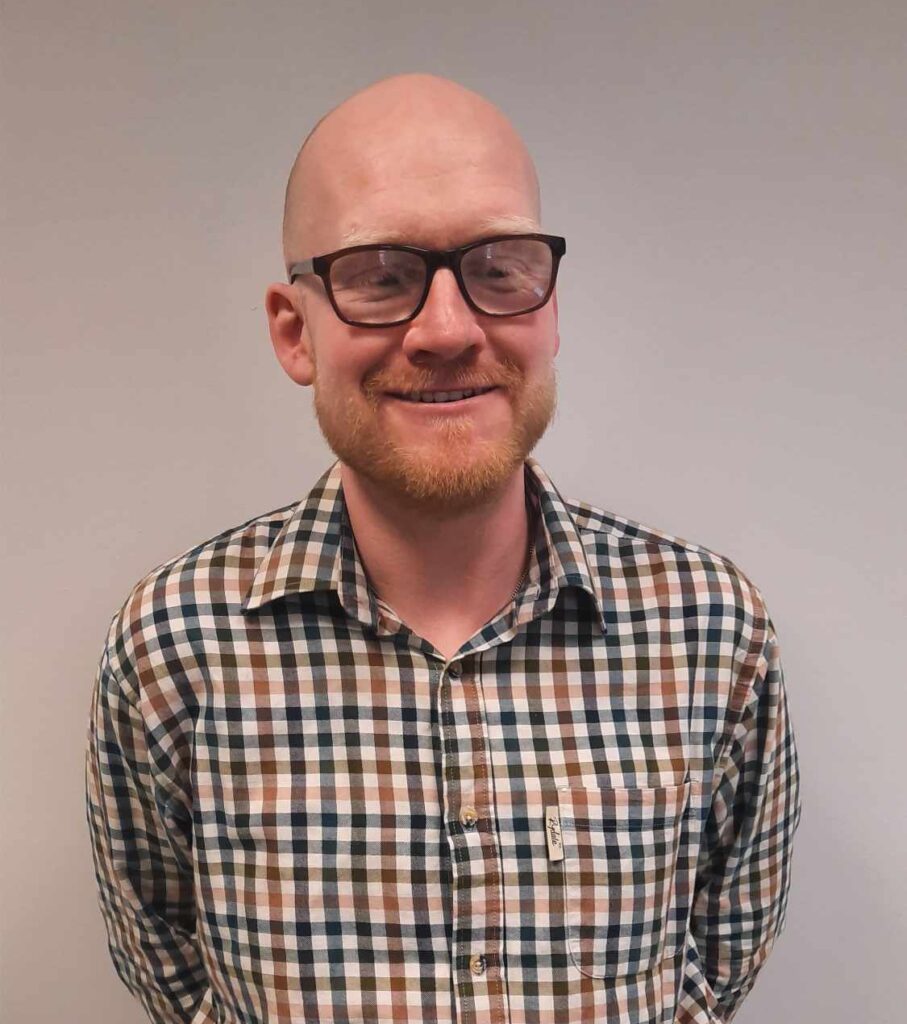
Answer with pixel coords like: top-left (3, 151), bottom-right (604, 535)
top-left (471, 262), bottom-right (527, 290)
top-left (342, 271), bottom-right (403, 290)
top-left (481, 263), bottom-right (515, 278)
top-left (366, 273), bottom-right (402, 288)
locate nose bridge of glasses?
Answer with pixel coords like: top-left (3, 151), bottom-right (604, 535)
top-left (421, 251), bottom-right (473, 314)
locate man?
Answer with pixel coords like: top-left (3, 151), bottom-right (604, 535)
top-left (86, 74), bottom-right (800, 1024)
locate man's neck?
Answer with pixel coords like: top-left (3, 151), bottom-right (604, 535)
top-left (339, 462), bottom-right (532, 640)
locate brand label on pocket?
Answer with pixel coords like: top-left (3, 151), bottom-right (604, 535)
top-left (545, 805), bottom-right (563, 862)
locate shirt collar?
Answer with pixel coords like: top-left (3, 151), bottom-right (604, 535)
top-left (241, 458), bottom-right (606, 635)
top-left (240, 460), bottom-right (363, 616)
top-left (522, 457), bottom-right (606, 633)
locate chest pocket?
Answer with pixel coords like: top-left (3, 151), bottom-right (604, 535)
top-left (558, 780), bottom-right (691, 979)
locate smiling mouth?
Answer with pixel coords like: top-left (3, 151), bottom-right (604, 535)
top-left (387, 386), bottom-right (498, 404)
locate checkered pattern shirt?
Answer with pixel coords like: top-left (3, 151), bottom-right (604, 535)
top-left (86, 458), bottom-right (800, 1024)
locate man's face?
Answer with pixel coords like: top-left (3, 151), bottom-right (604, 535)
top-left (271, 91), bottom-right (560, 515)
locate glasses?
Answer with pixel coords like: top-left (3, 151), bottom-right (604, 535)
top-left (287, 233), bottom-right (566, 328)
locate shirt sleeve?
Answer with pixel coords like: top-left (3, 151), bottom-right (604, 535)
top-left (679, 619), bottom-right (802, 1023)
top-left (85, 641), bottom-right (210, 1024)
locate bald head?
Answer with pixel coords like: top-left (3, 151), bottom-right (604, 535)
top-left (281, 74), bottom-right (541, 265)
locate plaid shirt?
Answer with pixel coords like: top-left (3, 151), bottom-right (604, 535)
top-left (86, 458), bottom-right (800, 1024)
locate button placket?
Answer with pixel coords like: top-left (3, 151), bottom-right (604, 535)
top-left (438, 658), bottom-right (507, 1021)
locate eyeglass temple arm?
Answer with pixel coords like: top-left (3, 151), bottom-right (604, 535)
top-left (287, 259), bottom-right (315, 282)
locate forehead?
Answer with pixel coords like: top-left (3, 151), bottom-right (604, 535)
top-left (295, 115), bottom-right (540, 254)
top-left (338, 215), bottom-right (542, 251)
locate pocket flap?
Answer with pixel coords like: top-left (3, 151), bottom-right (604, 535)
top-left (557, 779), bottom-right (691, 830)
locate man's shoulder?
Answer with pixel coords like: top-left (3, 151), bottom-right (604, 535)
top-left (562, 492), bottom-right (767, 618)
top-left (140, 500), bottom-right (297, 591)
top-left (565, 492), bottom-right (710, 555)
top-left (100, 500), bottom-right (301, 675)
top-left (565, 495), bottom-right (686, 547)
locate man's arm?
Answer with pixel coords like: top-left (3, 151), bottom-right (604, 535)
top-left (680, 618), bottom-right (802, 1022)
top-left (85, 642), bottom-right (209, 1024)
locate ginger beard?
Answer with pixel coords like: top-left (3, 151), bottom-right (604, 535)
top-left (311, 357), bottom-right (557, 517)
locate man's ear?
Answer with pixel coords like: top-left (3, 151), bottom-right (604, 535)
top-left (265, 282), bottom-right (315, 386)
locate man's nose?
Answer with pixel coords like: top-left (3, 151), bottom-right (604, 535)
top-left (400, 268), bottom-right (486, 362)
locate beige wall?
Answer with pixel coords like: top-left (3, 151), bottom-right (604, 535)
top-left (3, 2), bottom-right (905, 1021)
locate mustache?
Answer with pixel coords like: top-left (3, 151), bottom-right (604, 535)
top-left (364, 360), bottom-right (525, 397)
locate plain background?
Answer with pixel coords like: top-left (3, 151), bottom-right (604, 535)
top-left (2, 2), bottom-right (905, 1021)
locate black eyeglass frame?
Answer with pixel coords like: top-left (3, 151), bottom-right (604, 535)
top-left (287, 232), bottom-right (566, 328)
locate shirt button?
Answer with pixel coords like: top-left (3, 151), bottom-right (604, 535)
top-left (459, 805), bottom-right (478, 829)
top-left (448, 662), bottom-right (462, 679)
top-left (469, 953), bottom-right (487, 976)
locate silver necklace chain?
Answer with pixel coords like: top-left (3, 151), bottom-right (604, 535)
top-left (510, 562), bottom-right (529, 602)
top-left (508, 491), bottom-right (536, 604)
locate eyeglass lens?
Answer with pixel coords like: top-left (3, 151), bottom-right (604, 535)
top-left (328, 238), bottom-right (555, 324)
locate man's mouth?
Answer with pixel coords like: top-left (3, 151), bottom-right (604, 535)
top-left (386, 386), bottom-right (498, 404)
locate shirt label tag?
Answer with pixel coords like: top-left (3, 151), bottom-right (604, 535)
top-left (545, 805), bottom-right (563, 862)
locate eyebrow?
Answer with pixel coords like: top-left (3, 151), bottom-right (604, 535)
top-left (339, 215), bottom-right (542, 249)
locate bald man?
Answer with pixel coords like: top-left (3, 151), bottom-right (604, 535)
top-left (87, 75), bottom-right (800, 1024)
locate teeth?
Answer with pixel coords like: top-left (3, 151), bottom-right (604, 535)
top-left (399, 387), bottom-right (491, 403)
